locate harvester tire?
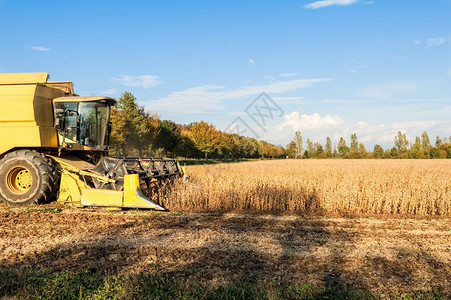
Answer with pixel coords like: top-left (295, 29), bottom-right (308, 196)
top-left (0, 150), bottom-right (58, 206)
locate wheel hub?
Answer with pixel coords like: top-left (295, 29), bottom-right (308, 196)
top-left (6, 167), bottom-right (32, 194)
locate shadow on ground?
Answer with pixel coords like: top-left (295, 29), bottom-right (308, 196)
top-left (0, 211), bottom-right (449, 299)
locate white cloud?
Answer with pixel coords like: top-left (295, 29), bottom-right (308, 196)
top-left (261, 110), bottom-right (450, 148)
top-left (102, 88), bottom-right (118, 95)
top-left (259, 111), bottom-right (343, 144)
top-left (279, 111), bottom-right (343, 130)
top-left (279, 73), bottom-right (298, 77)
top-left (357, 121), bottom-right (368, 126)
top-left (354, 120), bottom-right (443, 144)
top-left (249, 58), bottom-right (255, 65)
top-left (146, 78), bottom-right (330, 115)
top-left (413, 37), bottom-right (447, 49)
top-left (31, 46), bottom-right (51, 51)
top-left (425, 37), bottom-right (446, 48)
top-left (304, 0), bottom-right (359, 9)
top-left (111, 75), bottom-right (162, 89)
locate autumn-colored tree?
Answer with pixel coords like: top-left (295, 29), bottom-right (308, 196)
top-left (190, 121), bottom-right (221, 159)
top-left (110, 106), bottom-right (126, 156)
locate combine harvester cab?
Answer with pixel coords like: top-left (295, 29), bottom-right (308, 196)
top-left (0, 72), bottom-right (183, 210)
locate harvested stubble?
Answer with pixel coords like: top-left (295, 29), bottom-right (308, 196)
top-left (159, 159), bottom-right (451, 217)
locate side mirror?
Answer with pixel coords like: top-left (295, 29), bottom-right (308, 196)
top-left (54, 109), bottom-right (65, 129)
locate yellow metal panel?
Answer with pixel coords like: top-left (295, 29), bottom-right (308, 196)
top-left (123, 174), bottom-right (165, 210)
top-left (57, 169), bottom-right (86, 207)
top-left (48, 154), bottom-right (95, 170)
top-left (0, 72), bottom-right (48, 84)
top-left (0, 126), bottom-right (42, 155)
top-left (81, 189), bottom-right (123, 207)
top-left (34, 83), bottom-right (65, 127)
top-left (39, 127), bottom-right (58, 148)
top-left (0, 84), bottom-right (37, 122)
top-left (0, 74), bottom-right (62, 156)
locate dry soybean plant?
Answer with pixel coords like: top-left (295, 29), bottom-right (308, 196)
top-left (159, 159), bottom-right (451, 217)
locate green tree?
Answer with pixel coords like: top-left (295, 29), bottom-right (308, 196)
top-left (176, 132), bottom-right (203, 159)
top-left (350, 133), bottom-right (358, 151)
top-left (410, 136), bottom-right (424, 159)
top-left (390, 147), bottom-right (400, 159)
top-left (373, 144), bottom-right (384, 159)
top-left (306, 139), bottom-right (314, 157)
top-left (394, 131), bottom-right (409, 153)
top-left (325, 137), bottom-right (332, 158)
top-left (358, 143), bottom-right (367, 158)
top-left (421, 131), bottom-right (431, 149)
top-left (435, 136), bottom-right (443, 149)
top-left (314, 142), bottom-right (324, 158)
top-left (286, 141), bottom-right (297, 158)
top-left (294, 131), bottom-right (303, 159)
top-left (349, 133), bottom-right (360, 158)
top-left (154, 120), bottom-right (182, 157)
top-left (445, 143), bottom-right (451, 158)
top-left (430, 148), bottom-right (439, 159)
top-left (338, 137), bottom-right (349, 157)
top-left (218, 132), bottom-right (239, 159)
top-left (110, 91), bottom-right (159, 156)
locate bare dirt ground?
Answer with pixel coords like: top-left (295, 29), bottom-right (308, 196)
top-left (0, 204), bottom-right (450, 297)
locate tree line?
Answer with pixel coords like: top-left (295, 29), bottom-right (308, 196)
top-left (110, 92), bottom-right (451, 159)
top-left (109, 92), bottom-right (285, 159)
top-left (286, 131), bottom-right (451, 159)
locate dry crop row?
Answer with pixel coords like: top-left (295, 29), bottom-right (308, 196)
top-left (155, 159), bottom-right (451, 217)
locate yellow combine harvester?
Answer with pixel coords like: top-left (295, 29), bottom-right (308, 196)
top-left (0, 72), bottom-right (183, 210)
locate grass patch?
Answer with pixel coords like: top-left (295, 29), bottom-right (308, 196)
top-left (0, 268), bottom-right (447, 299)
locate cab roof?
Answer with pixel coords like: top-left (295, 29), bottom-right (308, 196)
top-left (53, 96), bottom-right (116, 106)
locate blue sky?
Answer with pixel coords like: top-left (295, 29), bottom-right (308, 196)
top-left (1, 0), bottom-right (450, 148)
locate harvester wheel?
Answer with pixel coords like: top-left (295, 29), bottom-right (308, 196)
top-left (0, 150), bottom-right (58, 206)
